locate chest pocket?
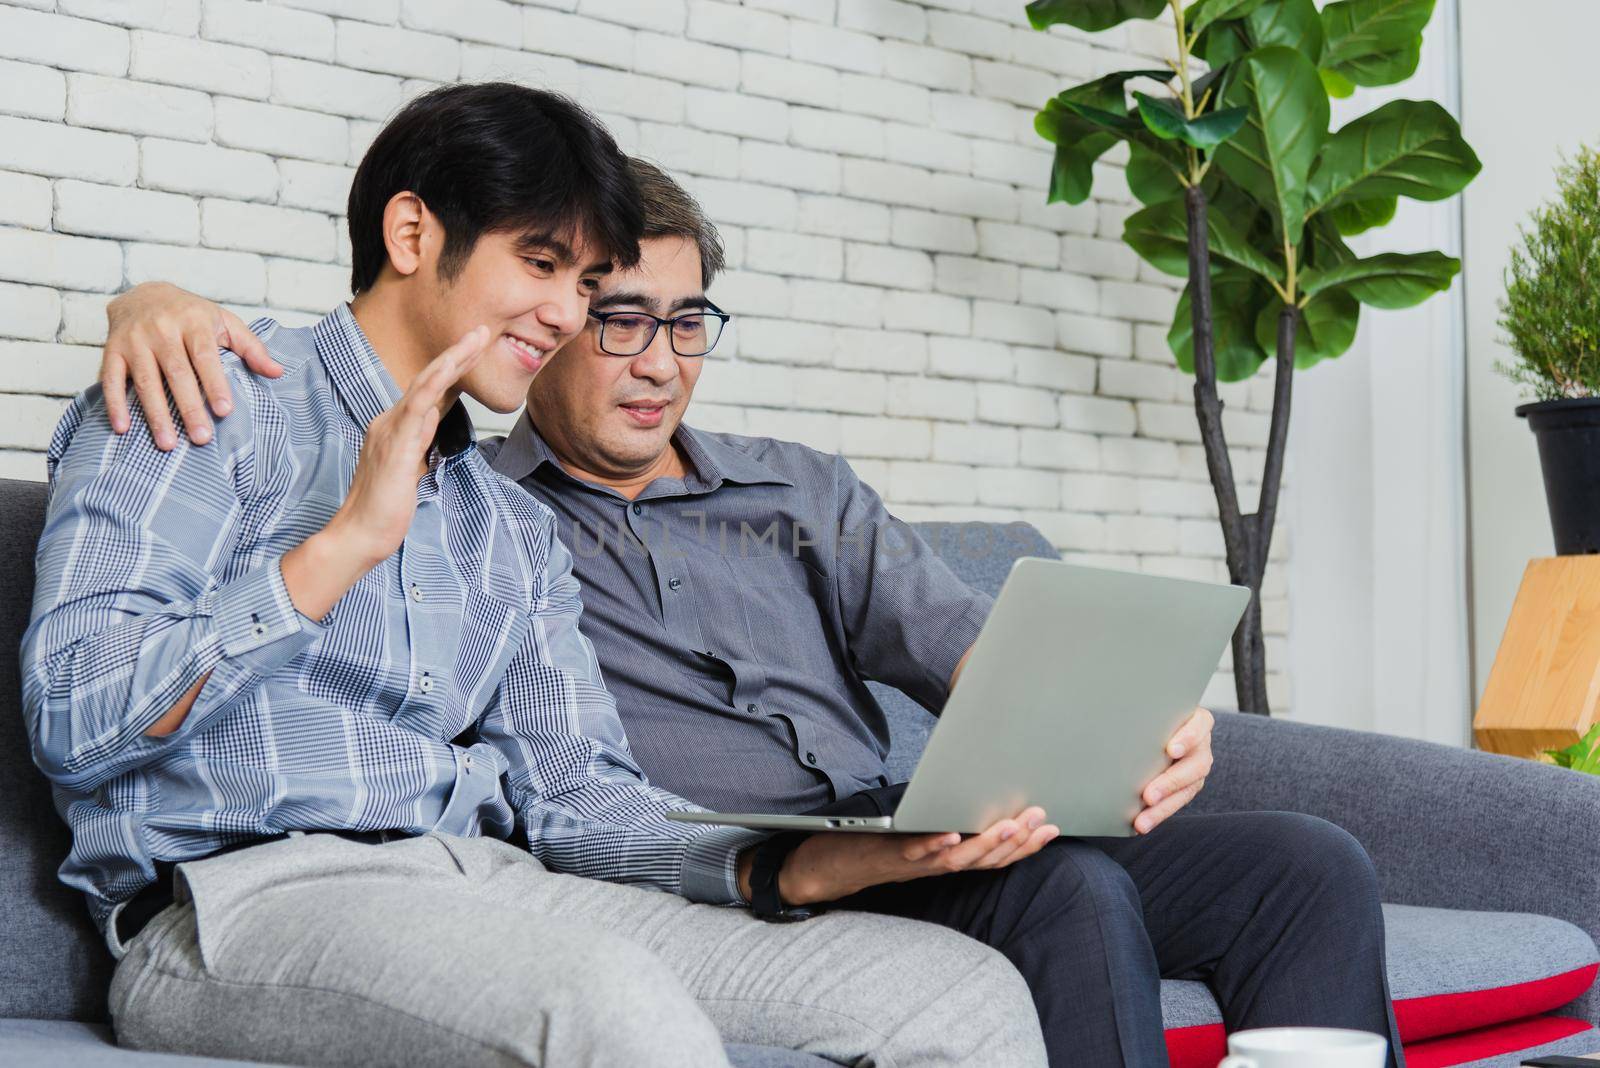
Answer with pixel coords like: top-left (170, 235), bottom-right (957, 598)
top-left (722, 553), bottom-right (838, 673)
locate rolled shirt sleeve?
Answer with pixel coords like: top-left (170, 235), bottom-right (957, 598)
top-left (831, 455), bottom-right (993, 713)
top-left (479, 530), bottom-right (767, 905)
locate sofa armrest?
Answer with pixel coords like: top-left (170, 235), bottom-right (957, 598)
top-left (1193, 711), bottom-right (1600, 941)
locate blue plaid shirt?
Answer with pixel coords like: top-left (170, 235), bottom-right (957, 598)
top-left (23, 304), bottom-right (760, 940)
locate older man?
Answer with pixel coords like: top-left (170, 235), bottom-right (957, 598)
top-left (99, 157), bottom-right (1402, 1067)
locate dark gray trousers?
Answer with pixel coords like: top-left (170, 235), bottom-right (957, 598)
top-left (834, 805), bottom-right (1403, 1068)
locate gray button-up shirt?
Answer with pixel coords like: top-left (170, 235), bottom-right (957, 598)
top-left (485, 414), bottom-right (991, 814)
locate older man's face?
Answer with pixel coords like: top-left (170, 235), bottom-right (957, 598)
top-left (524, 235), bottom-right (709, 476)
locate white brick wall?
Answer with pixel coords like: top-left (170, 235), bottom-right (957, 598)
top-left (0, 0), bottom-right (1290, 707)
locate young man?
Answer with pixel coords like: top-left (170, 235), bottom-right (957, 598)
top-left (101, 157), bottom-right (1403, 1066)
top-left (26, 85), bottom-right (1048, 1068)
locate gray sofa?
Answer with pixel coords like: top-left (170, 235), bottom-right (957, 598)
top-left (4, 476), bottom-right (1600, 1067)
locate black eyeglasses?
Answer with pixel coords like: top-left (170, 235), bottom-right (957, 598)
top-left (586, 301), bottom-right (731, 357)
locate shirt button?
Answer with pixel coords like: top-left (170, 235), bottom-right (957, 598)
top-left (805, 751), bottom-right (818, 766)
top-left (463, 754), bottom-right (473, 770)
top-left (409, 585), bottom-right (424, 602)
top-left (251, 623), bottom-right (268, 638)
top-left (667, 577), bottom-right (682, 591)
top-left (746, 703), bottom-right (758, 713)
top-left (418, 673), bottom-right (434, 694)
top-left (631, 503), bottom-right (642, 515)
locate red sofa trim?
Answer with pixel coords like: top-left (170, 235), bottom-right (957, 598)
top-left (1396, 963), bottom-right (1600, 1043)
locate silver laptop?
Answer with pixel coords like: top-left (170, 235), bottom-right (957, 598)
top-left (666, 558), bottom-right (1250, 838)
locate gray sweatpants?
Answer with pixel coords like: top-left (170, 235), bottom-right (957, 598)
top-left (109, 832), bottom-right (1047, 1067)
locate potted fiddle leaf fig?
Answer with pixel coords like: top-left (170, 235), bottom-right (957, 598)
top-left (1500, 147), bottom-right (1600, 556)
top-left (1027, 0), bottom-right (1480, 714)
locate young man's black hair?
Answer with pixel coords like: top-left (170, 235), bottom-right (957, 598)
top-left (346, 81), bottom-right (644, 294)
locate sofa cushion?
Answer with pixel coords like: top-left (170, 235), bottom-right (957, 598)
top-left (1160, 904), bottom-right (1600, 1068)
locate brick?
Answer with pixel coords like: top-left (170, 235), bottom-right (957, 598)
top-left (790, 107), bottom-right (884, 157)
top-left (882, 41), bottom-right (971, 93)
top-left (0, 282), bottom-right (61, 342)
top-left (978, 382), bottom-right (1055, 427)
top-left (836, 73), bottom-right (929, 122)
top-left (269, 57), bottom-right (404, 120)
top-left (928, 11), bottom-right (1011, 60)
top-left (1020, 195), bottom-right (1097, 236)
top-left (790, 281), bottom-right (882, 328)
top-left (1062, 235), bottom-right (1139, 280)
top-left (679, 360), bottom-right (793, 407)
top-left (1137, 477), bottom-right (1215, 517)
top-left (402, 0), bottom-right (518, 43)
top-left (336, 21), bottom-right (458, 81)
top-left (636, 32), bottom-right (743, 88)
top-left (1178, 518), bottom-right (1225, 558)
top-left (840, 416), bottom-right (930, 460)
top-left (682, 177), bottom-right (797, 229)
top-left (636, 122), bottom-right (739, 179)
top-left (932, 422), bottom-right (1017, 466)
top-left (972, 60), bottom-right (1056, 108)
top-left (142, 138), bottom-right (279, 200)
top-left (740, 141), bottom-right (840, 195)
top-left (1101, 280), bottom-right (1179, 325)
top-left (203, 0), bottom-right (334, 61)
top-left (521, 8), bottom-right (632, 67)
top-left (710, 270), bottom-right (788, 318)
top-left (841, 160), bottom-right (935, 210)
top-left (830, 329), bottom-right (926, 374)
top-left (1056, 312), bottom-right (1131, 358)
top-left (0, 396), bottom-right (73, 448)
top-left (1107, 514), bottom-right (1180, 554)
top-left (0, 115), bottom-right (136, 185)
top-left (972, 300), bottom-right (1053, 345)
top-left (1099, 358), bottom-right (1181, 401)
top-left (839, 0), bottom-right (926, 42)
top-left (797, 197), bottom-right (890, 243)
top-left (0, 227), bottom-right (123, 292)
top-left (884, 123), bottom-right (970, 173)
top-left (793, 369), bottom-right (887, 415)
top-left (270, 0), bottom-right (399, 22)
top-left (977, 466), bottom-right (1058, 508)
top-left (0, 173), bottom-right (52, 230)
top-left (976, 222), bottom-right (1057, 270)
top-left (1019, 428), bottom-right (1100, 472)
top-left (928, 336), bottom-right (1011, 381)
top-left (1059, 394), bottom-right (1135, 435)
top-left (61, 0), bottom-right (201, 33)
top-left (790, 22), bottom-right (883, 75)
top-left (883, 290), bottom-right (969, 335)
top-left (927, 173), bottom-right (1016, 222)
top-left (0, 60), bottom-right (66, 121)
top-left (684, 87), bottom-right (785, 141)
top-left (578, 0), bottom-right (686, 33)
top-left (689, 402), bottom-right (746, 435)
top-left (686, 0), bottom-right (786, 55)
top-left (732, 318), bottom-right (833, 365)
top-left (753, 409), bottom-right (840, 451)
top-left (892, 210), bottom-right (976, 255)
top-left (973, 138), bottom-right (1052, 189)
top-left (277, 160), bottom-right (354, 213)
top-left (0, 337), bottom-right (103, 395)
top-left (266, 258), bottom-right (353, 312)
top-left (889, 460), bottom-right (977, 504)
top-left (578, 66), bottom-right (683, 123)
top-left (744, 0), bottom-right (834, 21)
top-left (59, 292), bottom-right (110, 345)
top-left (459, 44), bottom-right (580, 88)
top-left (887, 377), bottom-right (974, 421)
top-left (845, 243), bottom-right (932, 290)
top-left (126, 242), bottom-right (265, 304)
top-left (214, 97), bottom-right (348, 164)
top-left (741, 55), bottom-right (839, 110)
top-left (131, 31), bottom-right (269, 98)
top-left (54, 180), bottom-right (200, 244)
top-left (1030, 513), bottom-right (1109, 552)
top-left (202, 200), bottom-right (335, 260)
top-left (0, 9), bottom-right (129, 75)
top-left (1020, 267), bottom-right (1095, 312)
top-left (744, 230), bottom-right (842, 280)
top-left (1014, 347), bottom-right (1094, 392)
top-left (1059, 473), bottom-right (1139, 513)
top-left (1100, 436), bottom-right (1180, 477)
top-left (935, 256), bottom-right (1018, 301)
top-left (66, 73), bottom-right (212, 142)
top-left (930, 92), bottom-right (1013, 138)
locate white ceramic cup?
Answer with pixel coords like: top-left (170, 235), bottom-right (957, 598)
top-left (1217, 1027), bottom-right (1388, 1068)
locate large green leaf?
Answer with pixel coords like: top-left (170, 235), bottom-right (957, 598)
top-left (1336, 35), bottom-right (1421, 87)
top-left (1241, 0), bottom-right (1325, 59)
top-left (1327, 196), bottom-right (1397, 236)
top-left (1213, 46), bottom-right (1329, 245)
top-left (1054, 70), bottom-right (1173, 131)
top-left (1134, 93), bottom-right (1249, 152)
top-left (1185, 0), bottom-right (1268, 38)
top-left (1321, 0), bottom-right (1434, 71)
top-left (1254, 289), bottom-right (1360, 369)
top-left (1197, 21), bottom-right (1252, 67)
top-left (1036, 101), bottom-right (1121, 203)
top-left (1126, 140), bottom-right (1188, 204)
top-left (1027, 0), bottom-right (1166, 31)
top-left (1320, 68), bottom-right (1357, 97)
top-left (1304, 99), bottom-right (1481, 215)
top-left (1170, 270), bottom-right (1275, 380)
top-left (1300, 250), bottom-right (1460, 308)
top-left (1124, 198), bottom-right (1283, 282)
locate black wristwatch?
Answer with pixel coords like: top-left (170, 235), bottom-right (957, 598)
top-left (748, 832), bottom-right (820, 923)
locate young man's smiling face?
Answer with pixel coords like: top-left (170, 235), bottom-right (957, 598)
top-left (525, 234), bottom-right (711, 478)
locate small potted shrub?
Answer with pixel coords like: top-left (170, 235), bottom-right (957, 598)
top-left (1501, 147), bottom-right (1600, 554)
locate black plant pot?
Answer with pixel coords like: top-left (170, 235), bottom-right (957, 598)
top-left (1517, 397), bottom-right (1600, 555)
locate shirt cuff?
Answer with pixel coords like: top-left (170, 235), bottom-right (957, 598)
top-left (680, 824), bottom-right (770, 905)
top-left (210, 559), bottom-right (323, 671)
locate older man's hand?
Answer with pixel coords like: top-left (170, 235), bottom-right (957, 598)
top-left (1135, 706), bottom-right (1214, 834)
